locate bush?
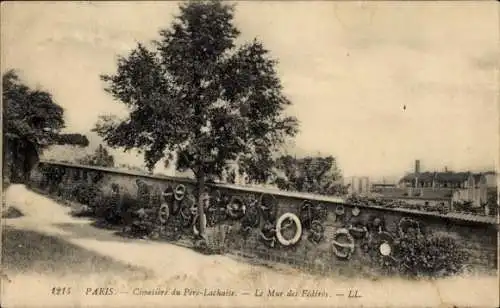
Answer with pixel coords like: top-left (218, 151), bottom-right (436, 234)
top-left (71, 182), bottom-right (102, 206)
top-left (94, 195), bottom-right (118, 221)
top-left (123, 207), bottom-right (158, 238)
top-left (397, 233), bottom-right (468, 278)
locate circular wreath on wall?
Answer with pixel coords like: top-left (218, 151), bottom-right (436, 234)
top-left (308, 220), bottom-right (325, 244)
top-left (369, 231), bottom-right (396, 260)
top-left (240, 204), bottom-right (260, 234)
top-left (275, 212), bottom-right (303, 247)
top-left (352, 206), bottom-right (361, 217)
top-left (174, 184), bottom-right (186, 201)
top-left (331, 228), bottom-right (355, 260)
top-left (367, 215), bottom-right (386, 233)
top-left (398, 217), bottom-right (422, 238)
top-left (259, 193), bottom-right (278, 222)
top-left (158, 203), bottom-right (170, 224)
top-left (227, 196), bottom-right (246, 219)
top-left (299, 201), bottom-right (315, 228)
top-left (259, 221), bottom-right (277, 248)
top-left (300, 201), bottom-right (327, 229)
top-left (335, 205), bottom-right (345, 216)
top-left (348, 221), bottom-right (368, 239)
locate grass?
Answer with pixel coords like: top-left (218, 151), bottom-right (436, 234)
top-left (1, 206), bottom-right (24, 219)
top-left (1, 226), bottom-right (154, 279)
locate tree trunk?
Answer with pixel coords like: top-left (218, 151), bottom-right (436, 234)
top-left (11, 139), bottom-right (23, 183)
top-left (196, 168), bottom-right (207, 238)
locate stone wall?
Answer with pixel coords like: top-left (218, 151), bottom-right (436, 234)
top-left (30, 161), bottom-right (498, 277)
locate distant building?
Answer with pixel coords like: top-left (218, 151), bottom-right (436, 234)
top-left (372, 187), bottom-right (452, 207)
top-left (397, 160), bottom-right (488, 208)
top-left (483, 171), bottom-right (498, 188)
top-left (345, 176), bottom-right (370, 195)
top-left (371, 183), bottom-right (397, 192)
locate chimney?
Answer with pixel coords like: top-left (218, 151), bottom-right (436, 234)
top-left (444, 166), bottom-right (448, 172)
top-left (415, 160), bottom-right (421, 174)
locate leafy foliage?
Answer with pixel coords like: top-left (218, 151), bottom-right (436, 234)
top-left (2, 70), bottom-right (89, 148)
top-left (71, 183), bottom-right (103, 207)
top-left (78, 144), bottom-right (115, 167)
top-left (2, 70), bottom-right (89, 181)
top-left (397, 233), bottom-right (468, 278)
top-left (273, 155), bottom-right (346, 195)
top-left (93, 0), bottom-right (298, 184)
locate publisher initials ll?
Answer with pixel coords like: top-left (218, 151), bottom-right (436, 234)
top-left (348, 289), bottom-right (361, 298)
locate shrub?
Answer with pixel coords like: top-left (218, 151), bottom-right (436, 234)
top-left (94, 195), bottom-right (118, 220)
top-left (397, 233), bottom-right (468, 278)
top-left (124, 207), bottom-right (158, 238)
top-left (71, 182), bottom-right (102, 206)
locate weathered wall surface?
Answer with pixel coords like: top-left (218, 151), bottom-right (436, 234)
top-left (30, 161), bottom-right (498, 277)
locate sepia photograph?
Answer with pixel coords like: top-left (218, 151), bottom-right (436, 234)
top-left (1, 1), bottom-right (498, 307)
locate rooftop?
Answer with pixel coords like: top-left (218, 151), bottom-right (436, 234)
top-left (373, 188), bottom-right (452, 200)
top-left (400, 171), bottom-right (482, 183)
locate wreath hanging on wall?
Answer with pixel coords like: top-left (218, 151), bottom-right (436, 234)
top-left (367, 215), bottom-right (386, 233)
top-left (331, 228), bottom-right (356, 260)
top-left (398, 217), bottom-right (422, 238)
top-left (240, 204), bottom-right (260, 235)
top-left (158, 203), bottom-right (170, 225)
top-left (227, 196), bottom-right (246, 219)
top-left (259, 221), bottom-right (277, 248)
top-left (259, 193), bottom-right (278, 222)
top-left (299, 201), bottom-right (326, 228)
top-left (308, 220), bottom-right (325, 244)
top-left (366, 231), bottom-right (397, 262)
top-left (174, 184), bottom-right (186, 201)
top-left (352, 206), bottom-right (361, 217)
top-left (299, 201), bottom-right (315, 228)
top-left (335, 205), bottom-right (345, 216)
top-left (348, 221), bottom-right (368, 239)
top-left (275, 212), bottom-right (302, 247)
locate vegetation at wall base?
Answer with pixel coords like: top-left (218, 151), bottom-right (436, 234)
top-left (395, 233), bottom-right (469, 278)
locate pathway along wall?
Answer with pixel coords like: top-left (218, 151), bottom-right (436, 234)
top-left (30, 161), bottom-right (498, 278)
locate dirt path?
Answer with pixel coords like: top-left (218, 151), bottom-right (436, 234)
top-left (1, 184), bottom-right (498, 308)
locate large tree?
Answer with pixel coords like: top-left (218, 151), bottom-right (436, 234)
top-left (273, 155), bottom-right (347, 196)
top-left (2, 70), bottom-right (89, 183)
top-left (94, 0), bottom-right (298, 237)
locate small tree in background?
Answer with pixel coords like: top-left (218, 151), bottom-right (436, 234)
top-left (78, 144), bottom-right (115, 168)
top-left (273, 155), bottom-right (346, 196)
top-left (2, 70), bottom-right (89, 183)
top-left (94, 0), bottom-right (298, 237)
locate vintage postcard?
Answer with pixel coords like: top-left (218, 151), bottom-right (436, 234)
top-left (1, 1), bottom-right (498, 307)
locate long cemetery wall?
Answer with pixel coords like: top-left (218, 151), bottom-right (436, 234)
top-left (29, 161), bottom-right (498, 278)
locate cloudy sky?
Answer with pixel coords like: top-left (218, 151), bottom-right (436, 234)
top-left (2, 1), bottom-right (498, 179)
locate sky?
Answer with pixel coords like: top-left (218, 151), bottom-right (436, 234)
top-left (1, 1), bottom-right (498, 180)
